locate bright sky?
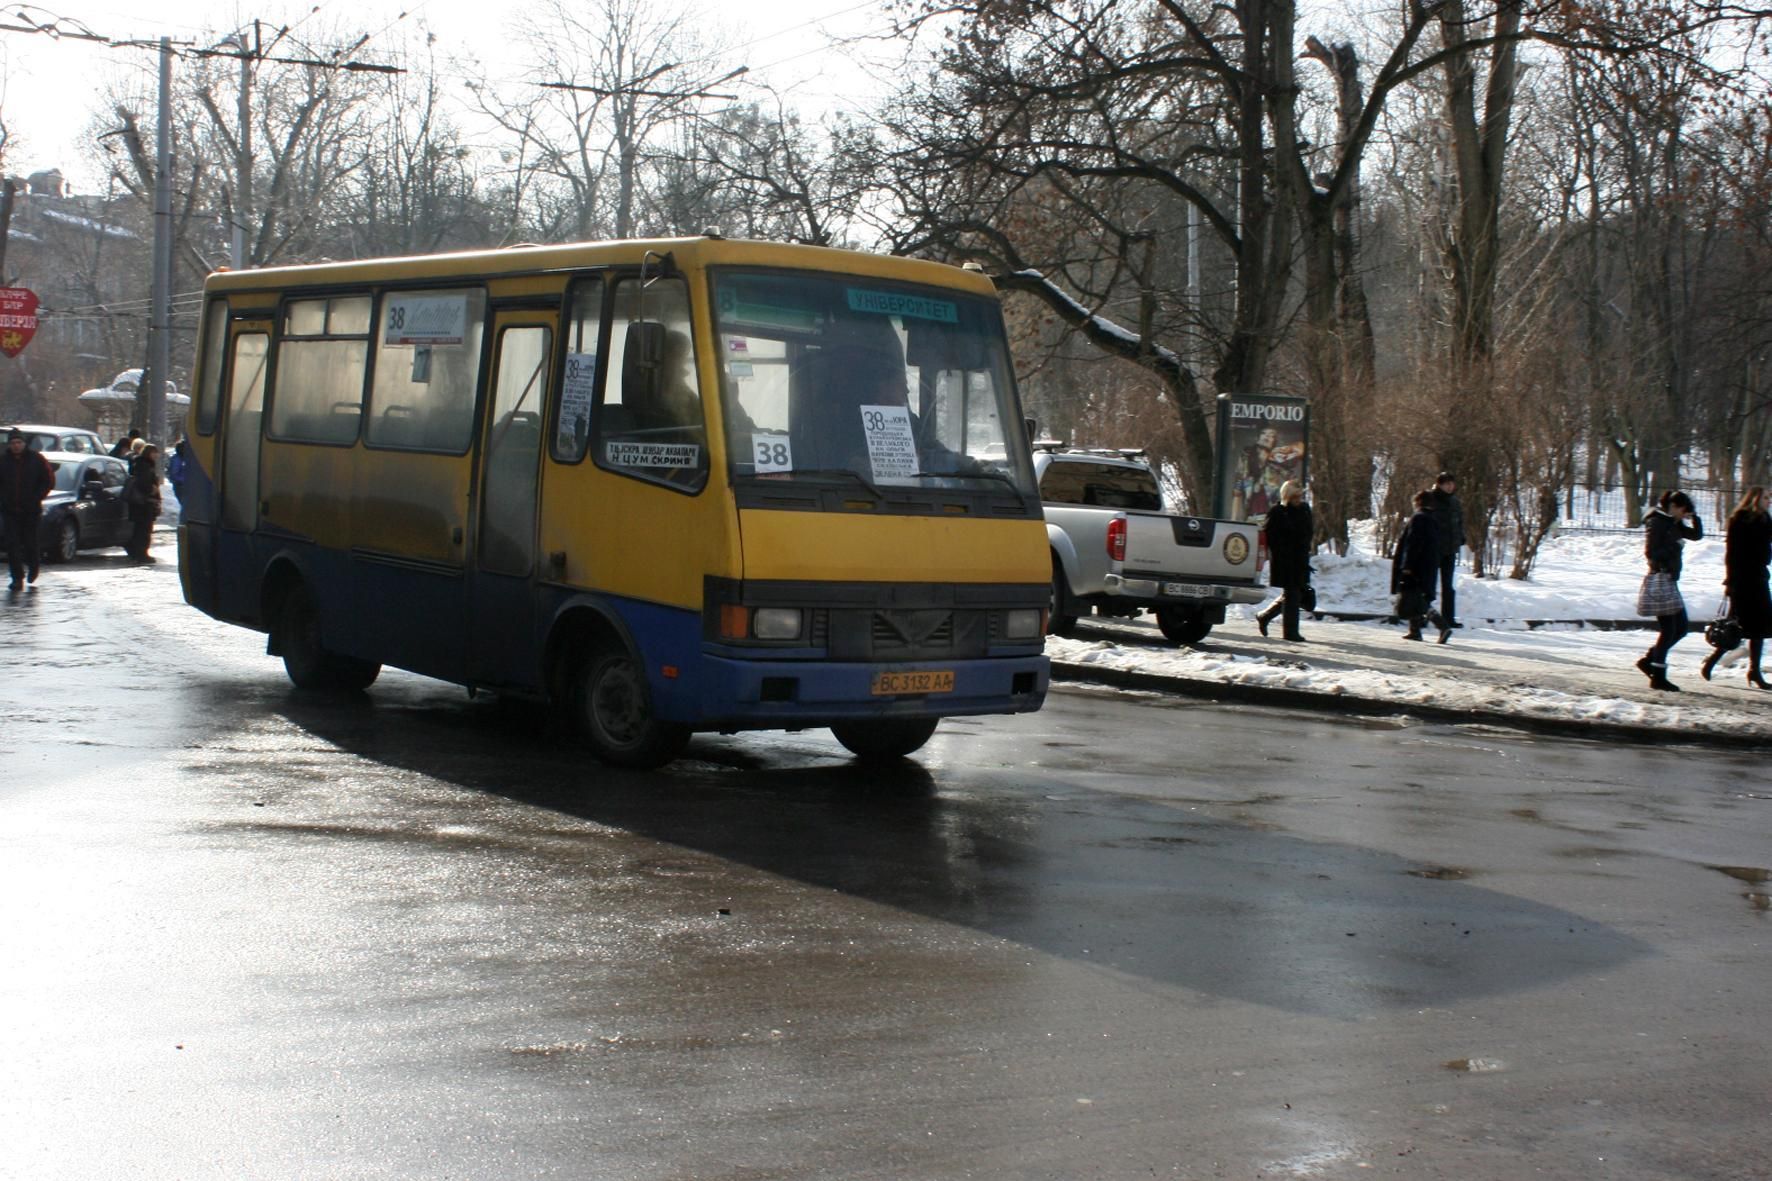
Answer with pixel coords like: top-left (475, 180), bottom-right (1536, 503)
top-left (0, 0), bottom-right (899, 191)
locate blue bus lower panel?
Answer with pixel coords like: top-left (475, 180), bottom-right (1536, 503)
top-left (678, 652), bottom-right (1050, 731)
top-left (602, 596), bottom-right (1049, 730)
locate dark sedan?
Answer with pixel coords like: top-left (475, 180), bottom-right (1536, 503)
top-left (0, 452), bottom-right (133, 562)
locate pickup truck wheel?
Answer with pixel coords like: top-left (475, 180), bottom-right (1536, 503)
top-left (1048, 563), bottom-right (1079, 637)
top-left (830, 717), bottom-right (940, 762)
top-left (1155, 607), bottom-right (1213, 646)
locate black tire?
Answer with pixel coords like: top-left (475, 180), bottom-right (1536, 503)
top-left (280, 584), bottom-right (381, 691)
top-left (571, 645), bottom-right (691, 769)
top-left (830, 717), bottom-right (941, 762)
top-left (1155, 607), bottom-right (1213, 646)
top-left (1049, 560), bottom-right (1079, 637)
top-left (50, 518), bottom-right (78, 563)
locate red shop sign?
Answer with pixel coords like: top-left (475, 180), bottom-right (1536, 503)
top-left (0, 287), bottom-right (38, 358)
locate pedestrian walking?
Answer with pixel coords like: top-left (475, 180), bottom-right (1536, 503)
top-left (109, 428), bottom-right (141, 460)
top-left (1256, 480), bottom-right (1313, 642)
top-left (124, 442), bottom-right (164, 563)
top-left (1635, 490), bottom-right (1703, 691)
top-left (1392, 489), bottom-right (1445, 642)
top-left (1429, 471), bottom-right (1464, 628)
top-left (1, 427), bottom-right (56, 590)
top-left (1702, 485), bottom-right (1771, 689)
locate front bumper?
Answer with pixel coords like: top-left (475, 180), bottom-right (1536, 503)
top-left (689, 653), bottom-right (1050, 731)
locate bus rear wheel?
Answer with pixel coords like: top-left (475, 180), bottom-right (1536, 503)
top-left (280, 584), bottom-right (381, 691)
top-left (572, 646), bottom-right (690, 770)
top-left (830, 717), bottom-right (940, 762)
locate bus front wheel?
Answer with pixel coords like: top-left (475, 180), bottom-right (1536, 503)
top-left (280, 584), bottom-right (381, 691)
top-left (572, 646), bottom-right (690, 770)
top-left (830, 717), bottom-right (940, 762)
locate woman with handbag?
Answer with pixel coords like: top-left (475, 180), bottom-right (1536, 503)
top-left (1703, 485), bottom-right (1771, 688)
top-left (1391, 489), bottom-right (1443, 642)
top-left (1636, 490), bottom-right (1702, 691)
top-left (1256, 480), bottom-right (1313, 642)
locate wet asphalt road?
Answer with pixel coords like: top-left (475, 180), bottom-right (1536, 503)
top-left (2, 562), bottom-right (1770, 1180)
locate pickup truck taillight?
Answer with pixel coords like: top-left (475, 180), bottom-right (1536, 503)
top-left (1106, 517), bottom-right (1127, 563)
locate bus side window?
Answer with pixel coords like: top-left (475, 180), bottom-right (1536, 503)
top-left (553, 276), bottom-right (605, 464)
top-left (593, 276), bottom-right (707, 493)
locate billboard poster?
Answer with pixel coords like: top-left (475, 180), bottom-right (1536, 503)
top-left (1213, 393), bottom-right (1309, 521)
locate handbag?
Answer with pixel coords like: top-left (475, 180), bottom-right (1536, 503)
top-left (1393, 588), bottom-right (1426, 619)
top-left (1636, 570), bottom-right (1684, 617)
top-left (1301, 583), bottom-right (1317, 613)
top-left (1705, 598), bottom-right (1743, 651)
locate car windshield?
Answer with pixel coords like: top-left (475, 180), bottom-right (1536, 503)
top-left (712, 269), bottom-right (1036, 502)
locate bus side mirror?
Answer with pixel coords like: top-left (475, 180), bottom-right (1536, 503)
top-left (622, 321), bottom-right (666, 407)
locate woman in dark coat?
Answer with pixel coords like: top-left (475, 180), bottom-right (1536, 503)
top-left (1636, 489), bottom-right (1702, 691)
top-left (1256, 480), bottom-right (1313, 642)
top-left (125, 443), bottom-right (164, 563)
top-left (1703, 485), bottom-right (1771, 688)
top-left (1391, 489), bottom-right (1443, 642)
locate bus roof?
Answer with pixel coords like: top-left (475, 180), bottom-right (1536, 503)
top-left (202, 236), bottom-right (1002, 299)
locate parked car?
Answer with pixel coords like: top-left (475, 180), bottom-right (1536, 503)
top-left (1038, 444), bottom-right (1266, 644)
top-left (0, 451), bottom-right (133, 562)
top-left (1, 422), bottom-right (110, 457)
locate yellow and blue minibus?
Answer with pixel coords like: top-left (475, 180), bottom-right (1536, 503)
top-left (178, 236), bottom-right (1050, 766)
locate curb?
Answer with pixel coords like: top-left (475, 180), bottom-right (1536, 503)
top-left (1049, 660), bottom-right (1772, 751)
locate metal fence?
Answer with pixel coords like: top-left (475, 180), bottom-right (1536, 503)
top-left (1553, 482), bottom-right (1740, 533)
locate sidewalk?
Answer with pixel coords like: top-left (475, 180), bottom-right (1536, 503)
top-left (1048, 612), bottom-right (1772, 748)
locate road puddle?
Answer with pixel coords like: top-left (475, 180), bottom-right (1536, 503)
top-left (1407, 866), bottom-right (1471, 880)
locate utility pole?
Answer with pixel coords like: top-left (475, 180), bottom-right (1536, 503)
top-left (231, 20), bottom-right (257, 268)
top-left (142, 36), bottom-right (174, 444)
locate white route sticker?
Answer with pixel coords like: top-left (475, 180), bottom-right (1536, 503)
top-left (606, 440), bottom-right (701, 468)
top-left (859, 404), bottom-right (918, 482)
top-left (384, 294), bottom-right (469, 345)
top-left (752, 432), bottom-right (792, 473)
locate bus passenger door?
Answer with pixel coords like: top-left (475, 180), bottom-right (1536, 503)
top-left (213, 323), bottom-right (271, 623)
top-left (471, 315), bottom-right (554, 689)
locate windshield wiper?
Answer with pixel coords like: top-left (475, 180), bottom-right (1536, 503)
top-left (910, 467), bottom-right (1029, 496)
top-left (777, 467), bottom-right (888, 499)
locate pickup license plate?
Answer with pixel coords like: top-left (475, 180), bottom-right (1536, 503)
top-left (1161, 582), bottom-right (1210, 598)
top-left (871, 670), bottom-right (955, 696)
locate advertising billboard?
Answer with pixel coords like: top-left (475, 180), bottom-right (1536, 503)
top-left (1213, 393), bottom-right (1309, 520)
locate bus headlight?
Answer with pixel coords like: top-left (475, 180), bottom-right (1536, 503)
top-left (1004, 608), bottom-right (1043, 639)
top-left (752, 607), bottom-right (803, 640)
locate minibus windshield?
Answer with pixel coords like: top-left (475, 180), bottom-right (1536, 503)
top-left (712, 269), bottom-right (1036, 502)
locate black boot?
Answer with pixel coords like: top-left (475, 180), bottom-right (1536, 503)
top-left (1701, 648), bottom-right (1721, 681)
top-left (1636, 654), bottom-right (1657, 682)
top-left (1257, 605), bottom-right (1277, 637)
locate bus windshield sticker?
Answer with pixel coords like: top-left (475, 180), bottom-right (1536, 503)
top-left (728, 361), bottom-right (754, 378)
top-left (384, 294), bottom-right (470, 345)
top-left (727, 337), bottom-right (748, 353)
top-left (859, 405), bottom-right (918, 481)
top-left (717, 284), bottom-right (821, 333)
top-left (752, 432), bottom-right (792, 474)
top-left (607, 440), bottom-right (701, 469)
top-left (561, 352), bottom-right (597, 441)
top-left (845, 288), bottom-right (959, 324)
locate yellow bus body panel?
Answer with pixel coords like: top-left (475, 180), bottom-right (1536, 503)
top-left (738, 511), bottom-right (1049, 585)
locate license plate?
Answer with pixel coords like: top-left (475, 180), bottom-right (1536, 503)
top-left (871, 670), bottom-right (955, 695)
top-left (1161, 582), bottom-right (1210, 598)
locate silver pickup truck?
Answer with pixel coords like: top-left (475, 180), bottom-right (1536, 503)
top-left (1038, 446), bottom-right (1266, 644)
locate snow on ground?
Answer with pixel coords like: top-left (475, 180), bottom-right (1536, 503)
top-left (1050, 523), bottom-right (1769, 741)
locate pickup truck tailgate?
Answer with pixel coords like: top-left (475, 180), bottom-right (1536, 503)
top-left (1123, 512), bottom-right (1260, 582)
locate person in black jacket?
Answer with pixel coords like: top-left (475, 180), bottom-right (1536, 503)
top-left (1703, 485), bottom-right (1770, 688)
top-left (1256, 480), bottom-right (1313, 642)
top-left (124, 443), bottom-right (164, 563)
top-left (1392, 490), bottom-right (1443, 642)
top-left (1429, 471), bottom-right (1465, 628)
top-left (2, 427), bottom-right (55, 590)
top-left (1636, 489), bottom-right (1702, 691)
